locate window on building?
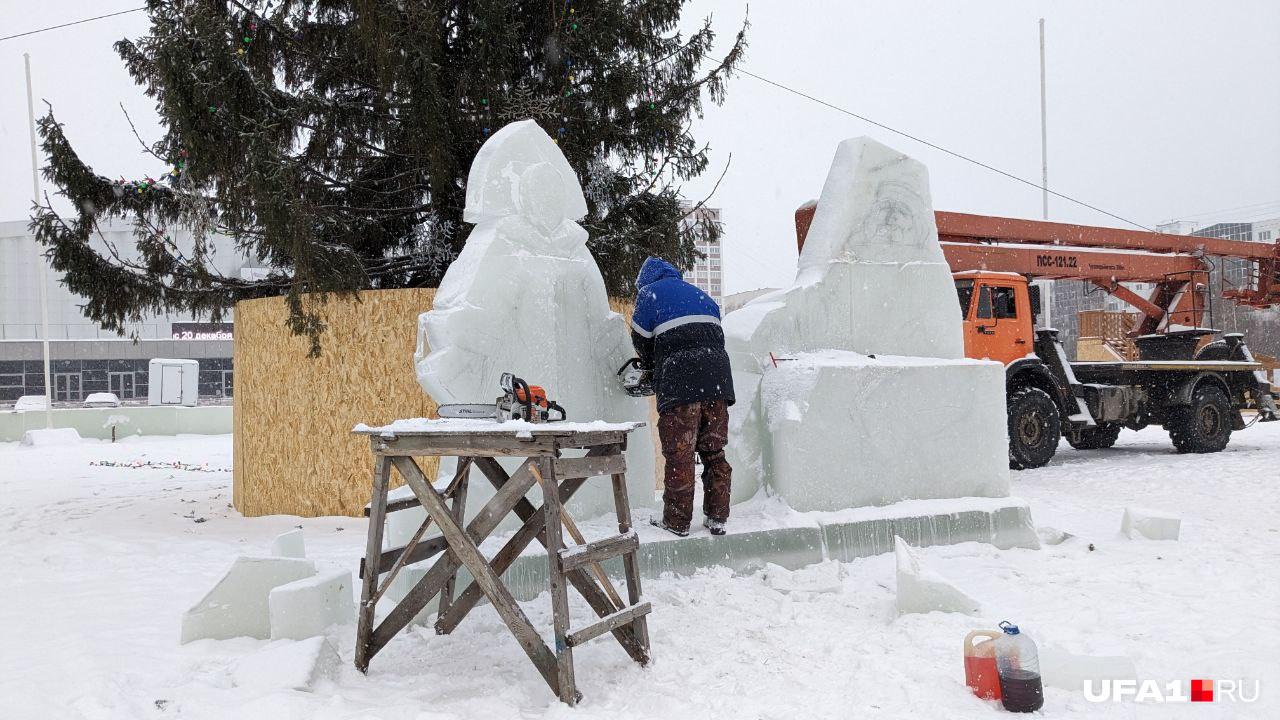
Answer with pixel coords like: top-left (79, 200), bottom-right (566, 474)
top-left (221, 370), bottom-right (234, 397)
top-left (109, 372), bottom-right (136, 399)
top-left (54, 373), bottom-right (82, 402)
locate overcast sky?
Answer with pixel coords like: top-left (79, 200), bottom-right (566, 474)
top-left (2, 1), bottom-right (1278, 294)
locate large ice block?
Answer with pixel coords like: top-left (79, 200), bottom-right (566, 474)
top-left (269, 569), bottom-right (355, 640)
top-left (759, 351), bottom-right (1009, 511)
top-left (180, 557), bottom-right (316, 643)
top-left (414, 119), bottom-right (654, 522)
top-left (724, 136), bottom-right (1009, 511)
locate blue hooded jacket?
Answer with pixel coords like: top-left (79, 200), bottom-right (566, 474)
top-left (631, 257), bottom-right (735, 412)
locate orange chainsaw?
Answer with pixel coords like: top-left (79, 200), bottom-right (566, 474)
top-left (436, 373), bottom-right (567, 423)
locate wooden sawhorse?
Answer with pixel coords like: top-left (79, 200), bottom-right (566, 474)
top-left (352, 422), bottom-right (651, 705)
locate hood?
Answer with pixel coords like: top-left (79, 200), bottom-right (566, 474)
top-left (636, 256), bottom-right (681, 290)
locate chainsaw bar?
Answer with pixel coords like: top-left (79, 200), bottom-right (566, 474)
top-left (436, 404), bottom-right (504, 420)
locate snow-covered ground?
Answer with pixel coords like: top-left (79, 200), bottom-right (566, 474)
top-left (2, 424), bottom-right (1277, 719)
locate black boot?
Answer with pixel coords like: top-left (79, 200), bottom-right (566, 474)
top-left (703, 516), bottom-right (726, 536)
top-left (650, 516), bottom-right (689, 537)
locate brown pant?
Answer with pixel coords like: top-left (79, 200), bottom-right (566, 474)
top-left (658, 400), bottom-right (732, 532)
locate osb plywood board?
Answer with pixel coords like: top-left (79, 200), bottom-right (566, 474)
top-left (233, 290), bottom-right (658, 518)
top-left (233, 288), bottom-right (436, 517)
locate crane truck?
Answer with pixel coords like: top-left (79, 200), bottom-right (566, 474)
top-left (794, 206), bottom-right (1280, 469)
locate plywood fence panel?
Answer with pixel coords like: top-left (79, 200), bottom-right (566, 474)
top-left (233, 289), bottom-right (437, 517)
top-left (234, 289), bottom-right (656, 518)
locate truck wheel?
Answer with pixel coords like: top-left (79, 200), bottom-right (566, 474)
top-left (1167, 384), bottom-right (1233, 454)
top-left (1193, 341), bottom-right (1233, 362)
top-left (1067, 423), bottom-right (1122, 450)
top-left (1008, 387), bottom-right (1061, 470)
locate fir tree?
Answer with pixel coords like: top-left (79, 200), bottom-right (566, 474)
top-left (32, 0), bottom-right (747, 352)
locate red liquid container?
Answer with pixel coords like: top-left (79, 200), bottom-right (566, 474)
top-left (963, 630), bottom-right (1002, 700)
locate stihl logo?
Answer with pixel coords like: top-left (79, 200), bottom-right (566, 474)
top-left (1084, 679), bottom-right (1258, 703)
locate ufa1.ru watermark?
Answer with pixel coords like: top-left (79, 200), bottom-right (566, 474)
top-left (1084, 679), bottom-right (1260, 703)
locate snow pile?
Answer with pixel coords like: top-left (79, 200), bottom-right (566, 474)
top-left (19, 427), bottom-right (82, 447)
top-left (83, 392), bottom-right (121, 407)
top-left (1121, 506), bottom-right (1181, 541)
top-left (762, 560), bottom-right (845, 595)
top-left (409, 119), bottom-right (655, 522)
top-left (894, 536), bottom-right (982, 616)
top-left (723, 137), bottom-right (1009, 510)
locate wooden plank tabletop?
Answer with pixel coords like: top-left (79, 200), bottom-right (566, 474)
top-left (352, 419), bottom-right (646, 437)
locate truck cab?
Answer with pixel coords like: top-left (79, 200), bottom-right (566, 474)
top-left (954, 271), bottom-right (1038, 365)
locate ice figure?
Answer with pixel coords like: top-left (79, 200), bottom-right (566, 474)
top-left (723, 137), bottom-right (1009, 510)
top-left (415, 120), bottom-right (654, 518)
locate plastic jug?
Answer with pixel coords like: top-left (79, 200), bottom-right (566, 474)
top-left (994, 621), bottom-right (1044, 712)
top-left (963, 630), bottom-right (1002, 700)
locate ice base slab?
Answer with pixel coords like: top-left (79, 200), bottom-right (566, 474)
top-left (232, 637), bottom-right (342, 692)
top-left (759, 353), bottom-right (1009, 511)
top-left (468, 497), bottom-right (1036, 602)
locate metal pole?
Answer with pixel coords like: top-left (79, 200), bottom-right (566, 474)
top-left (1037, 19), bottom-right (1054, 329)
top-left (25, 54), bottom-right (53, 429)
top-left (1039, 18), bottom-right (1049, 220)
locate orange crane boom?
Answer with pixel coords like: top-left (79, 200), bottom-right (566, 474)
top-left (794, 204), bottom-right (1280, 336)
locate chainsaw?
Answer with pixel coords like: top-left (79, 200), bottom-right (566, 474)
top-left (617, 358), bottom-right (655, 398)
top-left (437, 373), bottom-right (567, 423)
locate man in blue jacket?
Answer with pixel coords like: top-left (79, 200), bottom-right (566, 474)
top-left (631, 256), bottom-right (735, 536)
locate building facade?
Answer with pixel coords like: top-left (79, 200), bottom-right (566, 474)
top-left (680, 207), bottom-right (724, 307)
top-left (0, 220), bottom-right (260, 404)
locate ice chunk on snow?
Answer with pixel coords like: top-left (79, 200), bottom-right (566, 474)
top-left (181, 557), bottom-right (316, 643)
top-left (894, 537), bottom-right (981, 616)
top-left (723, 137), bottom-right (1009, 514)
top-left (1121, 507), bottom-right (1180, 541)
top-left (762, 560), bottom-right (844, 594)
top-left (269, 570), bottom-right (355, 640)
top-left (232, 637), bottom-right (341, 693)
top-left (271, 528), bottom-right (306, 559)
top-left (1039, 648), bottom-right (1137, 691)
top-left (20, 428), bottom-right (82, 447)
top-left (413, 119), bottom-right (655, 522)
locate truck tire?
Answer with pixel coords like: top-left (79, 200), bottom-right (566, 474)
top-left (1067, 423), bottom-right (1122, 450)
top-left (1193, 341), bottom-right (1233, 362)
top-left (1167, 384), bottom-right (1233, 454)
top-left (1008, 386), bottom-right (1061, 470)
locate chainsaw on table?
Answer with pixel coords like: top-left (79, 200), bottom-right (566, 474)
top-left (617, 358), bottom-right (655, 398)
top-left (436, 372), bottom-right (567, 423)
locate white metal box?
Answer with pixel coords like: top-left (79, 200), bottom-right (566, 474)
top-left (148, 358), bottom-right (199, 407)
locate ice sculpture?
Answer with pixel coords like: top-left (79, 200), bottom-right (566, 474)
top-left (723, 136), bottom-right (1009, 510)
top-left (415, 120), bottom-right (655, 518)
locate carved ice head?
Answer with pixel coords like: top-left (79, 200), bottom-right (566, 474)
top-left (797, 136), bottom-right (942, 278)
top-left (464, 119), bottom-right (588, 229)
